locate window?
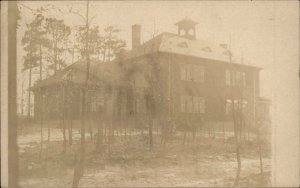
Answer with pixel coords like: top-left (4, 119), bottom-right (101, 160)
top-left (231, 70), bottom-right (236, 85)
top-left (236, 71), bottom-right (246, 86)
top-left (180, 96), bottom-right (187, 112)
top-left (225, 69), bottom-right (246, 86)
top-left (121, 97), bottom-right (127, 116)
top-left (193, 97), bottom-right (205, 113)
top-left (242, 72), bottom-right (246, 86)
top-left (181, 95), bottom-right (205, 114)
top-left (225, 99), bottom-right (232, 114)
top-left (194, 66), bottom-right (205, 83)
top-left (186, 64), bottom-right (193, 81)
top-left (225, 99), bottom-right (247, 114)
top-left (187, 96), bottom-right (193, 113)
top-left (136, 96), bottom-right (140, 114)
top-left (236, 71), bottom-right (241, 84)
top-left (136, 95), bottom-right (145, 114)
top-left (225, 69), bottom-right (231, 85)
top-left (181, 64), bottom-right (205, 83)
top-left (193, 97), bottom-right (199, 113)
top-left (199, 98), bottom-right (205, 114)
top-left (180, 66), bottom-right (187, 81)
top-left (88, 90), bottom-right (101, 112)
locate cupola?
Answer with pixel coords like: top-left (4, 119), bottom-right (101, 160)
top-left (175, 18), bottom-right (198, 40)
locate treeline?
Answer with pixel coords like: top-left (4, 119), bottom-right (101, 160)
top-left (21, 7), bottom-right (126, 119)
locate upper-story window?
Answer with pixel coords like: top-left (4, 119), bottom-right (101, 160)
top-left (181, 64), bottom-right (205, 83)
top-left (225, 69), bottom-right (246, 86)
top-left (225, 70), bottom-right (231, 85)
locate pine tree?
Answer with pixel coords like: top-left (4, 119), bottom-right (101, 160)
top-left (22, 14), bottom-right (47, 119)
top-left (45, 18), bottom-right (71, 74)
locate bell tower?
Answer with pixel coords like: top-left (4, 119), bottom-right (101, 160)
top-left (175, 18), bottom-right (198, 40)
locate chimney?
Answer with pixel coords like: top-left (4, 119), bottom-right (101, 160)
top-left (132, 24), bottom-right (141, 50)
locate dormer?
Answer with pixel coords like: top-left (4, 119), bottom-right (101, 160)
top-left (175, 18), bottom-right (198, 40)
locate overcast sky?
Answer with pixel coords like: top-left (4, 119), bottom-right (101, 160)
top-left (16, 1), bottom-right (299, 111)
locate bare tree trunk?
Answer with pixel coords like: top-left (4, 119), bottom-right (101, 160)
top-left (45, 115), bottom-right (51, 169)
top-left (72, 1), bottom-right (90, 186)
top-left (149, 117), bottom-right (153, 149)
top-left (222, 121), bottom-right (226, 142)
top-left (232, 113), bottom-right (241, 187)
top-left (62, 86), bottom-right (67, 154)
top-left (233, 138), bottom-right (241, 187)
top-left (192, 126), bottom-right (196, 141)
top-left (72, 88), bottom-right (86, 187)
top-left (53, 33), bottom-right (58, 74)
top-left (96, 119), bottom-right (103, 152)
top-left (108, 121), bottom-right (112, 156)
top-left (39, 92), bottom-right (44, 159)
top-left (21, 76), bottom-right (24, 116)
top-left (38, 43), bottom-right (44, 158)
top-left (68, 116), bottom-right (73, 145)
top-left (27, 56), bottom-right (32, 120)
top-left (258, 135), bottom-right (263, 175)
top-left (88, 114), bottom-right (93, 141)
top-left (182, 128), bottom-right (187, 148)
top-left (104, 124), bottom-right (107, 143)
top-left (124, 120), bottom-right (127, 139)
top-left (39, 43), bottom-right (43, 79)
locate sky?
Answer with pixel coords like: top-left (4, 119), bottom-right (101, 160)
top-left (16, 1), bottom-right (299, 115)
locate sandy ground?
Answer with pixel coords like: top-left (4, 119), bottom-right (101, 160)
top-left (18, 125), bottom-right (271, 187)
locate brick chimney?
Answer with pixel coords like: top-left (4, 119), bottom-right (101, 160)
top-left (132, 24), bottom-right (141, 50)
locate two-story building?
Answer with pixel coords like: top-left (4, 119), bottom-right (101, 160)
top-left (33, 18), bottom-right (271, 134)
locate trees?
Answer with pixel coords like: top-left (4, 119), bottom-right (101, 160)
top-left (227, 55), bottom-right (245, 187)
top-left (72, 1), bottom-right (91, 187)
top-left (102, 26), bottom-right (126, 62)
top-left (74, 24), bottom-right (126, 63)
top-left (45, 18), bottom-right (71, 74)
top-left (22, 13), bottom-right (49, 119)
top-left (75, 25), bottom-right (102, 60)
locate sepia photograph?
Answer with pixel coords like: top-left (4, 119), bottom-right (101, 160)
top-left (1, 0), bottom-right (299, 187)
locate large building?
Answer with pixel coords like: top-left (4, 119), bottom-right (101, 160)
top-left (33, 18), bottom-right (271, 133)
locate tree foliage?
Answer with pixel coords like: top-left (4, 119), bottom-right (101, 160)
top-left (75, 25), bottom-right (126, 62)
top-left (22, 13), bottom-right (51, 71)
top-left (45, 18), bottom-right (71, 73)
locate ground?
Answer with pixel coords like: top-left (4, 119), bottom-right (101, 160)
top-left (18, 122), bottom-right (271, 187)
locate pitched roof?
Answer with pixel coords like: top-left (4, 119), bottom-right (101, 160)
top-left (175, 18), bottom-right (198, 26)
top-left (32, 59), bottom-right (124, 90)
top-left (125, 32), bottom-right (230, 62)
top-left (124, 32), bottom-right (261, 70)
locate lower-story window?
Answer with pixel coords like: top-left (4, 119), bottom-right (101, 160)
top-left (88, 90), bottom-right (104, 112)
top-left (194, 96), bottom-right (205, 113)
top-left (181, 95), bottom-right (205, 114)
top-left (225, 99), bottom-right (247, 114)
top-left (136, 95), bottom-right (146, 114)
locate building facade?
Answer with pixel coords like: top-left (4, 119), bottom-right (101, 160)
top-left (33, 18), bottom-right (271, 133)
